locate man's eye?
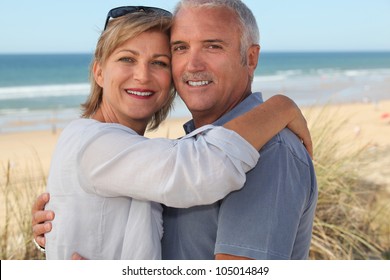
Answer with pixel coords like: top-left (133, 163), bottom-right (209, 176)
top-left (208, 44), bottom-right (222, 49)
top-left (172, 45), bottom-right (187, 52)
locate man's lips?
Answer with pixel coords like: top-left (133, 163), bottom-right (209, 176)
top-left (182, 72), bottom-right (213, 87)
top-left (186, 80), bottom-right (211, 87)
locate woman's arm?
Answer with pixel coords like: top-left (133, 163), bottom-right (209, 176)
top-left (224, 94), bottom-right (312, 157)
top-left (78, 123), bottom-right (258, 208)
top-left (78, 95), bottom-right (311, 207)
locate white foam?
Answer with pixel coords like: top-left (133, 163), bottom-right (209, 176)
top-left (0, 83), bottom-right (90, 100)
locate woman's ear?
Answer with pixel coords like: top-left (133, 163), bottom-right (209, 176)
top-left (93, 61), bottom-right (104, 87)
top-left (247, 44), bottom-right (260, 77)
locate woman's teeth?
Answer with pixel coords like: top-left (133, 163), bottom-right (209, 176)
top-left (126, 90), bottom-right (153, 96)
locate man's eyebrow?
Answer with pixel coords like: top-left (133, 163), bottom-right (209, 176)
top-left (170, 40), bottom-right (185, 46)
top-left (204, 39), bottom-right (229, 46)
top-left (204, 39), bottom-right (225, 43)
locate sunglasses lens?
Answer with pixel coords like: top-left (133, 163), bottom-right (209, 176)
top-left (111, 7), bottom-right (136, 18)
top-left (104, 6), bottom-right (171, 30)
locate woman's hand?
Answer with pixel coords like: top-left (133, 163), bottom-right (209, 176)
top-left (286, 106), bottom-right (313, 158)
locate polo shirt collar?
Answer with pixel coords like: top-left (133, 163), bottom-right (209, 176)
top-left (183, 92), bottom-right (264, 134)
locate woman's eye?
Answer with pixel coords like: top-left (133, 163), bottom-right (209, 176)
top-left (119, 57), bottom-right (135, 63)
top-left (152, 61), bottom-right (169, 67)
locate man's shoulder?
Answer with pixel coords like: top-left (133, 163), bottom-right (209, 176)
top-left (260, 128), bottom-right (311, 164)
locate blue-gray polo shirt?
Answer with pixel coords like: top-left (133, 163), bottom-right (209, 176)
top-left (162, 92), bottom-right (318, 259)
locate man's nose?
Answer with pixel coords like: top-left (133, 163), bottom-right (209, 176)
top-left (185, 50), bottom-right (206, 72)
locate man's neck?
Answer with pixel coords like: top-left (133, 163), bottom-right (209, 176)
top-left (192, 91), bottom-right (252, 129)
top-left (192, 115), bottom-right (219, 129)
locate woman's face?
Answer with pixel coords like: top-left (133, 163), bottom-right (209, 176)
top-left (94, 30), bottom-right (172, 133)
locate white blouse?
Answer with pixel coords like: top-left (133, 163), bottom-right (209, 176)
top-left (45, 119), bottom-right (259, 259)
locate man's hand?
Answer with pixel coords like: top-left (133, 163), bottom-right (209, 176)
top-left (31, 192), bottom-right (54, 247)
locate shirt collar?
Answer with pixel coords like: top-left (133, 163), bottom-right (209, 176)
top-left (183, 92), bottom-right (264, 134)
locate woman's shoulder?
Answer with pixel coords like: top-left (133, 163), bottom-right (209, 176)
top-left (65, 119), bottom-right (135, 133)
top-left (62, 119), bottom-right (139, 143)
top-left (66, 118), bottom-right (97, 128)
top-left (61, 118), bottom-right (97, 135)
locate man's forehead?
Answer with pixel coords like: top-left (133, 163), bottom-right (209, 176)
top-left (171, 7), bottom-right (240, 39)
top-left (173, 6), bottom-right (238, 26)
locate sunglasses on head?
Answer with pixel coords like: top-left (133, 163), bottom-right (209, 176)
top-left (104, 6), bottom-right (172, 30)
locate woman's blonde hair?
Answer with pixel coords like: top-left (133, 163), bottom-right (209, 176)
top-left (81, 11), bottom-right (175, 131)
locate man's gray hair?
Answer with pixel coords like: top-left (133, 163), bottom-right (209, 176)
top-left (173, 0), bottom-right (260, 65)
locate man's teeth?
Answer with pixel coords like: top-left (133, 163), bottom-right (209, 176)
top-left (188, 80), bottom-right (210, 87)
top-left (126, 90), bottom-right (153, 96)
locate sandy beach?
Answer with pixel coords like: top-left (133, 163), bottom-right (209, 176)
top-left (1, 100), bottom-right (389, 186)
top-left (306, 100), bottom-right (390, 191)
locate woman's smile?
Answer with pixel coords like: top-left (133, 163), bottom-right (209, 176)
top-left (125, 88), bottom-right (155, 99)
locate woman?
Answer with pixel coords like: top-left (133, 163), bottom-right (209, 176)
top-left (39, 6), bottom-right (311, 259)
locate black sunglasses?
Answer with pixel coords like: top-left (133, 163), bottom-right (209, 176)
top-left (104, 6), bottom-right (172, 30)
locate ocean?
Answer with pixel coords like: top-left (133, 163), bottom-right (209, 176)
top-left (1, 52), bottom-right (390, 133)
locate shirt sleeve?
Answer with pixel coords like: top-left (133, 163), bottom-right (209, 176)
top-left (215, 132), bottom-right (317, 259)
top-left (77, 124), bottom-right (260, 208)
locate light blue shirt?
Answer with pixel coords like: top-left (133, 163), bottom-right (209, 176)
top-left (162, 92), bottom-right (318, 259)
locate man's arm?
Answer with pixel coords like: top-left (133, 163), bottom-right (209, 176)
top-left (32, 193), bottom-right (54, 248)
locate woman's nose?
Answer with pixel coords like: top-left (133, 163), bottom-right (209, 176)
top-left (133, 63), bottom-right (150, 83)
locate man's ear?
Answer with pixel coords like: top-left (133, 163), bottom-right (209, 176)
top-left (247, 44), bottom-right (260, 77)
top-left (93, 61), bottom-right (104, 87)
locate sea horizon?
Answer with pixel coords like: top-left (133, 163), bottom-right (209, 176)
top-left (1, 51), bottom-right (390, 133)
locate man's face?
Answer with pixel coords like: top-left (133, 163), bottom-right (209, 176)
top-left (171, 6), bottom-right (256, 126)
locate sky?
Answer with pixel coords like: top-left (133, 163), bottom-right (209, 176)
top-left (0, 0), bottom-right (389, 54)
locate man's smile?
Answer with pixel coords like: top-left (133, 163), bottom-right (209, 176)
top-left (187, 80), bottom-right (211, 87)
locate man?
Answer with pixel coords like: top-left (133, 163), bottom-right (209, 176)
top-left (32, 0), bottom-right (317, 260)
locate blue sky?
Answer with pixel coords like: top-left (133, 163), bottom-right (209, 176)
top-left (1, 0), bottom-right (389, 53)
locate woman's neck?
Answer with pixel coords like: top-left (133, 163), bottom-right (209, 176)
top-left (92, 107), bottom-right (147, 136)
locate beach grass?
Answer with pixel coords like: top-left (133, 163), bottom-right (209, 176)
top-left (307, 106), bottom-right (390, 259)
top-left (0, 108), bottom-right (389, 260)
top-left (0, 154), bottom-right (46, 260)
